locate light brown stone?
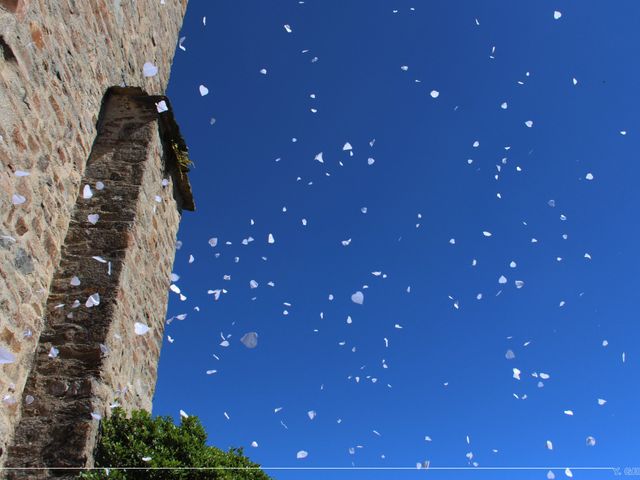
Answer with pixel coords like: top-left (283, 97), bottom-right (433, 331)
top-left (0, 0), bottom-right (191, 475)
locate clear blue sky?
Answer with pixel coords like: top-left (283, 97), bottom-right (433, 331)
top-left (153, 1), bottom-right (640, 478)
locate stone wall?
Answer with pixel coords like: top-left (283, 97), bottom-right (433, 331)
top-left (0, 0), bottom-right (188, 465)
top-left (5, 88), bottom-right (192, 478)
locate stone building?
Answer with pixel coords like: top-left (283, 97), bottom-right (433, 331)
top-left (0, 0), bottom-right (191, 477)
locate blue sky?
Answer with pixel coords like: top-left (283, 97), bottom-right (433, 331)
top-left (152, 1), bottom-right (640, 478)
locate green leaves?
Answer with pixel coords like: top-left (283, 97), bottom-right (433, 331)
top-left (80, 409), bottom-right (271, 480)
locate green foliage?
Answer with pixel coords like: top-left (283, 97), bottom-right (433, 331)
top-left (171, 141), bottom-right (193, 171)
top-left (80, 409), bottom-right (271, 480)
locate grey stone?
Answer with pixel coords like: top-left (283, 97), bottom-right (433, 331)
top-left (14, 249), bottom-right (34, 275)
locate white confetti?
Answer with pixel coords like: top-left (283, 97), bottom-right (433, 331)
top-left (134, 322), bottom-right (150, 335)
top-left (240, 332), bottom-right (258, 349)
top-left (85, 293), bottom-right (100, 308)
top-left (296, 450), bottom-right (308, 459)
top-left (0, 347), bottom-right (16, 364)
top-left (83, 185), bottom-right (93, 199)
top-left (351, 291), bottom-right (364, 305)
top-left (156, 100), bottom-right (168, 113)
top-left (142, 62), bottom-right (158, 77)
top-left (199, 85), bottom-right (209, 96)
top-left (12, 194), bottom-right (26, 205)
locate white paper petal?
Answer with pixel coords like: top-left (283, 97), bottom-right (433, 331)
top-left (85, 293), bottom-right (100, 308)
top-left (0, 347), bottom-right (16, 364)
top-left (142, 62), bottom-right (158, 77)
top-left (156, 100), bottom-right (168, 113)
top-left (12, 194), bottom-right (26, 205)
top-left (134, 322), bottom-right (150, 335)
top-left (240, 332), bottom-right (258, 349)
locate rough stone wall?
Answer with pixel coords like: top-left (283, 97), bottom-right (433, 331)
top-left (0, 0), bottom-right (187, 464)
top-left (5, 89), bottom-right (186, 478)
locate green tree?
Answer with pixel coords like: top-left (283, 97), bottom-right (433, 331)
top-left (80, 408), bottom-right (271, 479)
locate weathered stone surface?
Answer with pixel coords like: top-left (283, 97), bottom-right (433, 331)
top-left (5, 89), bottom-right (191, 478)
top-left (12, 249), bottom-right (33, 275)
top-left (0, 0), bottom-right (189, 470)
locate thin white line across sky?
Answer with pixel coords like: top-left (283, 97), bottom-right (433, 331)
top-left (0, 466), bottom-right (620, 471)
